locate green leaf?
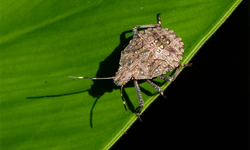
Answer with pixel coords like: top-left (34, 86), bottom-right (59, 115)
top-left (0, 0), bottom-right (241, 149)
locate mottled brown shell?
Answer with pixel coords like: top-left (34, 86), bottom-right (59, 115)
top-left (114, 27), bottom-right (184, 86)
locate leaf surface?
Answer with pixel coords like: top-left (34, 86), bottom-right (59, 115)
top-left (0, 0), bottom-right (241, 149)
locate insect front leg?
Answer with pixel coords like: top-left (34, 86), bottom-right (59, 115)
top-left (157, 63), bottom-right (192, 82)
top-left (132, 13), bottom-right (162, 36)
top-left (134, 80), bottom-right (144, 122)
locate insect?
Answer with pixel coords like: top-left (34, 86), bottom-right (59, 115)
top-left (69, 13), bottom-right (191, 121)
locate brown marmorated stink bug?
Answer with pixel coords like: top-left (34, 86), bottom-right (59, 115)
top-left (69, 13), bottom-right (191, 121)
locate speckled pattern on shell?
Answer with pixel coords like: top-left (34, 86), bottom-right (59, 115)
top-left (114, 27), bottom-right (184, 86)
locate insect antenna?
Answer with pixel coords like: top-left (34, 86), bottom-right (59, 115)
top-left (69, 76), bottom-right (128, 111)
top-left (68, 76), bottom-right (114, 80)
top-left (120, 85), bottom-right (127, 111)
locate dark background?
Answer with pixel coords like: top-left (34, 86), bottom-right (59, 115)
top-left (111, 1), bottom-right (249, 150)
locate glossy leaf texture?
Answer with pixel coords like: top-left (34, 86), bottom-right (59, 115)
top-left (0, 0), bottom-right (241, 149)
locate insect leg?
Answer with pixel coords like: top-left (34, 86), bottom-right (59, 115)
top-left (157, 63), bottom-right (192, 82)
top-left (120, 85), bottom-right (127, 111)
top-left (132, 13), bottom-right (162, 36)
top-left (180, 63), bottom-right (192, 67)
top-left (134, 80), bottom-right (144, 122)
top-left (146, 80), bottom-right (166, 98)
top-left (69, 76), bottom-right (114, 80)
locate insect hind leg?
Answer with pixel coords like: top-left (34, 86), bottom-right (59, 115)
top-left (132, 13), bottom-right (162, 36)
top-left (134, 80), bottom-right (144, 122)
top-left (157, 63), bottom-right (192, 82)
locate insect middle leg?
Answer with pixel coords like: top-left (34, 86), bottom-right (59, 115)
top-left (132, 13), bottom-right (162, 36)
top-left (134, 80), bottom-right (144, 122)
top-left (146, 79), bottom-right (166, 98)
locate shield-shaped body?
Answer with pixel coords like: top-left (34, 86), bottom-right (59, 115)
top-left (69, 14), bottom-right (191, 121)
top-left (114, 27), bottom-right (184, 86)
